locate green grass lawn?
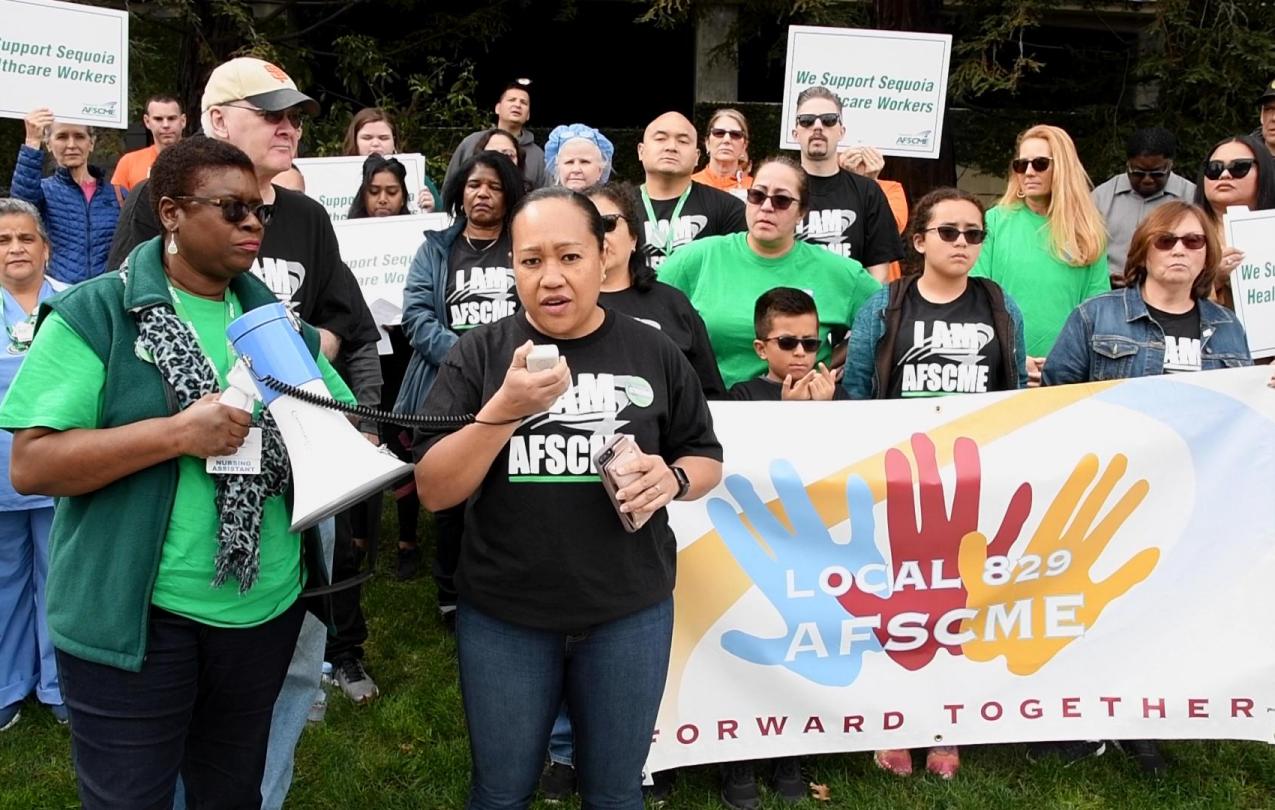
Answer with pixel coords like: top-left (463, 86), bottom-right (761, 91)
top-left (3, 504), bottom-right (1275, 809)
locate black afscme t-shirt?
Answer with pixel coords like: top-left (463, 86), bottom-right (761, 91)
top-left (637, 182), bottom-right (746, 269)
top-left (416, 310), bottom-right (722, 631)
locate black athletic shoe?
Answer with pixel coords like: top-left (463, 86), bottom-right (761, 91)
top-left (720, 761), bottom-right (760, 810)
top-left (396, 546), bottom-right (421, 580)
top-left (642, 769), bottom-right (674, 806)
top-left (771, 756), bottom-right (805, 802)
top-left (1027, 740), bottom-right (1106, 765)
top-left (1119, 739), bottom-right (1167, 775)
top-left (538, 761), bottom-right (576, 803)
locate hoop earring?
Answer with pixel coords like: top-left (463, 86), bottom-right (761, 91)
top-left (167, 235), bottom-right (179, 255)
top-left (1015, 189), bottom-right (1026, 199)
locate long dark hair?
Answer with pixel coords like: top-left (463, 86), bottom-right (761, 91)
top-left (586, 181), bottom-right (656, 292)
top-left (441, 152), bottom-right (526, 226)
top-left (1193, 134), bottom-right (1275, 227)
top-left (347, 154), bottom-right (410, 219)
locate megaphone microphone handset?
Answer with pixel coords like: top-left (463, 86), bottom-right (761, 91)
top-left (222, 304), bottom-right (526, 532)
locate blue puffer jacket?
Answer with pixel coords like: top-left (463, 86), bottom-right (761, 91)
top-left (394, 218), bottom-right (465, 413)
top-left (10, 144), bottom-right (121, 284)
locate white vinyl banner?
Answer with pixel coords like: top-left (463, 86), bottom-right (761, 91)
top-left (332, 213), bottom-right (451, 352)
top-left (1225, 206), bottom-right (1275, 359)
top-left (780, 25), bottom-right (951, 159)
top-left (293, 153), bottom-right (428, 222)
top-left (0, 0), bottom-right (128, 128)
top-left (650, 368), bottom-right (1275, 772)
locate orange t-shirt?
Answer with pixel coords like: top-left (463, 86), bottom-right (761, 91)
top-left (691, 166), bottom-right (753, 196)
top-left (111, 144), bottom-right (160, 191)
top-left (877, 179), bottom-right (909, 282)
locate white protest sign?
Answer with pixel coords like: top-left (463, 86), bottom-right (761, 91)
top-left (780, 26), bottom-right (951, 159)
top-left (293, 153), bottom-right (428, 222)
top-left (1225, 206), bottom-right (1275, 359)
top-left (0, 0), bottom-right (128, 128)
top-left (333, 213), bottom-right (452, 353)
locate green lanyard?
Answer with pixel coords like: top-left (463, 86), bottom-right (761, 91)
top-left (640, 183), bottom-right (693, 257)
top-left (166, 280), bottom-right (242, 375)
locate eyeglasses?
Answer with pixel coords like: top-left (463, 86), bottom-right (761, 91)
top-left (925, 226), bottom-right (987, 245)
top-left (795, 113), bottom-right (841, 128)
top-left (1127, 166), bottom-right (1170, 180)
top-left (600, 213), bottom-right (626, 232)
top-left (710, 128), bottom-right (745, 140)
top-left (1151, 232), bottom-right (1207, 251)
top-left (1011, 157), bottom-right (1052, 173)
top-left (764, 336), bottom-right (821, 352)
top-left (222, 104), bottom-right (304, 128)
top-left (176, 196), bottom-right (274, 226)
top-left (1203, 158), bottom-right (1255, 180)
top-left (745, 189), bottom-right (798, 210)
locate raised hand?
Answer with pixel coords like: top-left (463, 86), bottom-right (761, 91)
top-left (958, 452), bottom-right (1156, 675)
top-left (838, 434), bottom-right (1032, 670)
top-left (709, 459), bottom-right (882, 686)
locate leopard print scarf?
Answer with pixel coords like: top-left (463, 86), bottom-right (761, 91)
top-left (136, 302), bottom-right (291, 593)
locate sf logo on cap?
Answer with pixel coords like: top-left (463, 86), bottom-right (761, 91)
top-left (264, 63), bottom-right (290, 83)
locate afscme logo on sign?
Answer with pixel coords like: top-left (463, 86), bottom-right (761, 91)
top-left (80, 101), bottom-right (117, 116)
top-left (896, 129), bottom-right (933, 146)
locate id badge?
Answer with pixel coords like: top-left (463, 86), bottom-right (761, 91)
top-left (206, 428), bottom-right (263, 475)
top-left (11, 321), bottom-right (34, 344)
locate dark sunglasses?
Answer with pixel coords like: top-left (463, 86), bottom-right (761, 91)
top-left (1152, 232), bottom-right (1207, 251)
top-left (764, 336), bottom-right (821, 352)
top-left (1127, 166), bottom-right (1170, 180)
top-left (710, 127), bottom-right (745, 140)
top-left (925, 226), bottom-right (987, 245)
top-left (176, 196), bottom-right (274, 225)
top-left (795, 113), bottom-right (841, 128)
top-left (600, 213), bottom-right (626, 232)
top-left (1203, 158), bottom-right (1255, 180)
top-left (745, 189), bottom-right (798, 210)
top-left (224, 104), bottom-right (304, 128)
top-left (1011, 157), bottom-right (1052, 173)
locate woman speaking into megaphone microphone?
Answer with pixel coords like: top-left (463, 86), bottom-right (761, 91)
top-left (414, 187), bottom-right (723, 808)
top-left (0, 136), bottom-right (356, 809)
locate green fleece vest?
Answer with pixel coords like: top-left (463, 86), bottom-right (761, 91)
top-left (41, 237), bottom-right (322, 671)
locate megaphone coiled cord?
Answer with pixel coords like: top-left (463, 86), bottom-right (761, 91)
top-left (258, 375), bottom-right (523, 432)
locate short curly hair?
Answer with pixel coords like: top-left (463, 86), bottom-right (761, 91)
top-left (149, 135), bottom-right (256, 224)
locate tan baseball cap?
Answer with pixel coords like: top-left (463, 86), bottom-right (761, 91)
top-left (201, 57), bottom-right (320, 115)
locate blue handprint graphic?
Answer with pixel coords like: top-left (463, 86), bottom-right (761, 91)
top-left (709, 459), bottom-right (883, 687)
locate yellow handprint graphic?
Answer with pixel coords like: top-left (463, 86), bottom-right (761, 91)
top-left (957, 453), bottom-right (1158, 675)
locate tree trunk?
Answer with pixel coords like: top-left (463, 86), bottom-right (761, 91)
top-left (872, 0), bottom-right (958, 201)
top-left (173, 0), bottom-right (246, 129)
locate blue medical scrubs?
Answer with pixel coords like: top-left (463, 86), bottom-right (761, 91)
top-left (0, 279), bottom-right (63, 712)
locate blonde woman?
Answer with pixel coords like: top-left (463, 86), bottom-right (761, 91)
top-left (692, 108), bottom-right (752, 197)
top-left (971, 124), bottom-right (1108, 384)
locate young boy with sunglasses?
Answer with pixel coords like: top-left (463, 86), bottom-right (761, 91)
top-left (729, 287), bottom-right (845, 400)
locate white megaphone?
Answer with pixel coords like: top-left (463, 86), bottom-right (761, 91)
top-left (224, 303), bottom-right (413, 532)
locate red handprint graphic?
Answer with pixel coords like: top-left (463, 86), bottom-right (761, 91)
top-left (838, 434), bottom-right (1032, 670)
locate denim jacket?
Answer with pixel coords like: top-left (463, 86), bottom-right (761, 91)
top-left (394, 219), bottom-right (465, 413)
top-left (1043, 286), bottom-right (1251, 385)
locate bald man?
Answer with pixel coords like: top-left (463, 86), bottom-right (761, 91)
top-left (636, 111), bottom-right (745, 268)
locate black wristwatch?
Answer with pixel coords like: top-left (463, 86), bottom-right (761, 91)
top-left (670, 465), bottom-right (691, 500)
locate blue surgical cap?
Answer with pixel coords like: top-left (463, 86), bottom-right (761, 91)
top-left (544, 123), bottom-right (615, 184)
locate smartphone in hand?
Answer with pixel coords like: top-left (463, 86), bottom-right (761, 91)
top-left (594, 434), bottom-right (652, 533)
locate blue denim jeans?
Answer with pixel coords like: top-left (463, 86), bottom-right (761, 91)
top-left (548, 703), bottom-right (574, 766)
top-left (458, 597), bottom-right (673, 810)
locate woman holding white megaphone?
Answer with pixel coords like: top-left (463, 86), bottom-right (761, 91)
top-left (0, 136), bottom-right (356, 809)
top-left (415, 187), bottom-right (723, 808)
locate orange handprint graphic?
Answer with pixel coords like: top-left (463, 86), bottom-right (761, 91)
top-left (958, 452), bottom-right (1158, 675)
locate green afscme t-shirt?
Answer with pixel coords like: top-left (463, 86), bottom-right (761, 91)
top-left (659, 233), bottom-right (881, 388)
top-left (0, 290), bottom-right (356, 628)
top-left (970, 204), bottom-right (1110, 357)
